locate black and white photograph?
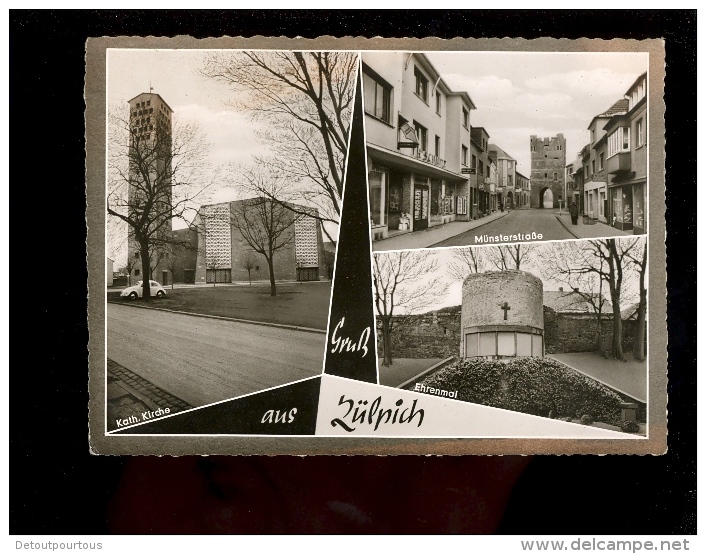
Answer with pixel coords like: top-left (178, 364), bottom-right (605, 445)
top-left (372, 236), bottom-right (648, 436)
top-left (363, 51), bottom-right (648, 251)
top-left (104, 49), bottom-right (356, 431)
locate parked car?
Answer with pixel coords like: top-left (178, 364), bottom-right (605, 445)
top-left (120, 280), bottom-right (166, 299)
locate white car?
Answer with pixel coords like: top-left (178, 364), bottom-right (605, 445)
top-left (120, 280), bottom-right (167, 299)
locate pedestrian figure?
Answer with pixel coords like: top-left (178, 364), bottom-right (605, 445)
top-left (499, 200), bottom-right (504, 213)
top-left (569, 201), bottom-right (579, 225)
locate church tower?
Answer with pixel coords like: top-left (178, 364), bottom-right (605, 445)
top-left (126, 92), bottom-right (174, 283)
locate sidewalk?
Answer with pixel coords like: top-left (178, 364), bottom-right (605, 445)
top-left (548, 351), bottom-right (646, 402)
top-left (373, 210), bottom-right (509, 251)
top-left (555, 213), bottom-right (631, 240)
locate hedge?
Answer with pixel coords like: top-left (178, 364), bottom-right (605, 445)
top-left (420, 357), bottom-right (623, 426)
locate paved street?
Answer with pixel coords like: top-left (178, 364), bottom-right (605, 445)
top-left (432, 208), bottom-right (574, 248)
top-left (107, 303), bottom-right (325, 407)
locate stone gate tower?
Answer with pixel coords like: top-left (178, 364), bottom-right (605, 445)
top-left (461, 270), bottom-right (544, 359)
top-left (530, 134), bottom-right (566, 209)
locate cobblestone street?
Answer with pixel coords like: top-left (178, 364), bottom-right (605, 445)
top-left (106, 359), bottom-right (192, 432)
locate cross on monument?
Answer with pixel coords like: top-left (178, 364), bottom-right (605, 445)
top-left (500, 301), bottom-right (511, 320)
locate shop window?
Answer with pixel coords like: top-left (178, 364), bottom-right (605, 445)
top-left (368, 167), bottom-right (388, 226)
top-left (363, 66), bottom-right (392, 124)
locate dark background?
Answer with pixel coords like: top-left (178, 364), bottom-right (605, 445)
top-left (10, 10), bottom-right (696, 534)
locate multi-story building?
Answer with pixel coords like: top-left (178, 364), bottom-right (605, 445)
top-left (530, 134), bottom-right (566, 208)
top-left (488, 144), bottom-right (517, 209)
top-left (192, 200), bottom-right (325, 284)
top-left (583, 99), bottom-right (628, 223)
top-left (363, 53), bottom-right (476, 241)
top-left (126, 92), bottom-right (174, 284)
top-left (565, 156), bottom-right (583, 208)
top-left (471, 127), bottom-right (494, 216)
top-left (604, 72), bottom-right (648, 234)
top-left (515, 171), bottom-right (531, 208)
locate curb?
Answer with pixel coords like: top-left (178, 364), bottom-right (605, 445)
top-left (107, 300), bottom-right (327, 335)
top-left (425, 210), bottom-right (510, 247)
top-left (554, 214), bottom-right (580, 239)
top-left (396, 356), bottom-right (456, 390)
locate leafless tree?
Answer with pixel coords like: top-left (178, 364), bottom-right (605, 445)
top-left (229, 168), bottom-right (300, 297)
top-left (540, 238), bottom-right (639, 360)
top-left (447, 247), bottom-right (487, 281)
top-left (107, 105), bottom-right (212, 301)
top-left (539, 242), bottom-right (612, 356)
top-left (242, 251), bottom-right (258, 286)
top-left (487, 244), bottom-right (535, 271)
top-left (626, 238), bottom-right (647, 361)
top-left (200, 51), bottom-right (356, 241)
top-left (123, 257), bottom-right (138, 287)
top-left (373, 251), bottom-right (449, 367)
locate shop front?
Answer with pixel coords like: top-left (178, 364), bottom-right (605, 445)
top-left (609, 184), bottom-right (633, 232)
top-left (367, 145), bottom-right (468, 241)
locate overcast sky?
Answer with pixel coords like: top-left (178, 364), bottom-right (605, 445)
top-left (426, 51), bottom-right (648, 175)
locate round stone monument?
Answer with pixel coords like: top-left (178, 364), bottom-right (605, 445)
top-left (461, 270), bottom-right (544, 359)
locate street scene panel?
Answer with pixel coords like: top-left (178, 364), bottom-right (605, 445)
top-left (372, 236), bottom-right (647, 435)
top-left (363, 52), bottom-right (648, 251)
top-left (105, 50), bottom-right (356, 431)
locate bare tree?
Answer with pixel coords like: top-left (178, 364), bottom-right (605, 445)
top-left (123, 256), bottom-right (138, 287)
top-left (373, 251), bottom-right (449, 367)
top-left (540, 238), bottom-right (639, 360)
top-left (242, 251), bottom-right (258, 286)
top-left (539, 242), bottom-right (612, 356)
top-left (107, 105), bottom-right (212, 301)
top-left (487, 244), bottom-right (535, 271)
top-left (626, 238), bottom-right (647, 361)
top-left (229, 168), bottom-right (300, 297)
top-left (447, 247), bottom-right (487, 281)
top-left (200, 51), bottom-right (356, 241)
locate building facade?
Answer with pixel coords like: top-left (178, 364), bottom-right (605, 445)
top-left (471, 127), bottom-right (495, 216)
top-left (488, 144), bottom-right (518, 210)
top-left (530, 134), bottom-right (566, 208)
top-left (126, 92), bottom-right (174, 284)
top-left (363, 53), bottom-right (476, 241)
top-left (193, 199), bottom-right (326, 284)
top-left (604, 72), bottom-right (648, 234)
top-left (514, 171), bottom-right (531, 208)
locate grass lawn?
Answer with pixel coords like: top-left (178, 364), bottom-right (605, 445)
top-left (107, 282), bottom-right (332, 329)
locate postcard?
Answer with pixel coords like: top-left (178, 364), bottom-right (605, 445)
top-left (86, 36), bottom-right (666, 455)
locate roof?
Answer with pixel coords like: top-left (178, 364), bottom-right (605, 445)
top-left (625, 71), bottom-right (648, 95)
top-left (543, 291), bottom-right (612, 314)
top-left (127, 92), bottom-right (174, 113)
top-left (588, 98), bottom-right (629, 129)
top-left (620, 302), bottom-right (641, 320)
top-left (488, 143), bottom-right (516, 161)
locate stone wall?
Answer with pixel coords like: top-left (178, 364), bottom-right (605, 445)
top-left (530, 134), bottom-right (567, 208)
top-left (382, 304), bottom-right (638, 359)
top-left (378, 306), bottom-right (462, 359)
top-left (543, 307), bottom-right (638, 354)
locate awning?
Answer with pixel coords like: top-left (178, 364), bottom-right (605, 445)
top-left (367, 143), bottom-right (467, 183)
